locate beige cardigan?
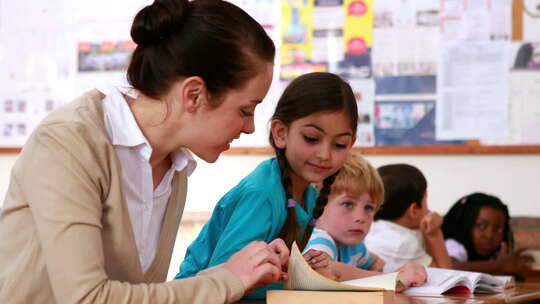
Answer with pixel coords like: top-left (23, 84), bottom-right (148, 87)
top-left (0, 90), bottom-right (244, 303)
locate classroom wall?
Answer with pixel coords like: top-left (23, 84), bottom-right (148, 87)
top-left (2, 153), bottom-right (538, 216)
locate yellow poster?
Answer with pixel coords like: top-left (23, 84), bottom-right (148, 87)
top-left (280, 0), bottom-right (325, 79)
top-left (342, 0), bottom-right (373, 78)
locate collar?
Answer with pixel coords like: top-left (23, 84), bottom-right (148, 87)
top-left (101, 86), bottom-right (197, 176)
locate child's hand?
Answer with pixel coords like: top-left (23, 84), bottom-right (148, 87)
top-left (303, 249), bottom-right (330, 269)
top-left (303, 249), bottom-right (340, 281)
top-left (496, 243), bottom-right (535, 274)
top-left (224, 239), bottom-right (289, 293)
top-left (314, 262), bottom-right (341, 281)
top-left (395, 263), bottom-right (427, 292)
top-left (370, 254), bottom-right (385, 272)
top-left (420, 211), bottom-right (443, 235)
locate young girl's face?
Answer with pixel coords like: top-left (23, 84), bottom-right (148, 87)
top-left (277, 110), bottom-right (355, 186)
top-left (472, 206), bottom-right (506, 257)
top-left (317, 192), bottom-right (377, 246)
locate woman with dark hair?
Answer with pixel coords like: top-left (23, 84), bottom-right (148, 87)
top-left (442, 192), bottom-right (534, 275)
top-left (0, 1), bottom-right (286, 303)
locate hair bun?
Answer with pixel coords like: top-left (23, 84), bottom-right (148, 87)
top-left (131, 0), bottom-right (190, 46)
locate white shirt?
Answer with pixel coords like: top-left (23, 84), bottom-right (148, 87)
top-left (364, 220), bottom-right (432, 272)
top-left (102, 87), bottom-right (196, 272)
top-left (445, 238), bottom-right (469, 262)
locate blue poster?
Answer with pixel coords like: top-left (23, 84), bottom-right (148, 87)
top-left (374, 100), bottom-right (464, 146)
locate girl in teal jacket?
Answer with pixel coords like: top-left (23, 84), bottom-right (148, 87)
top-left (176, 72), bottom-right (359, 298)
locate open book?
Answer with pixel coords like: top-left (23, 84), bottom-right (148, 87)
top-left (284, 242), bottom-right (399, 291)
top-left (268, 242), bottom-right (398, 304)
top-left (405, 267), bottom-right (514, 295)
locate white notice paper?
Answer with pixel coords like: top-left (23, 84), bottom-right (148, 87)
top-left (436, 41), bottom-right (510, 140)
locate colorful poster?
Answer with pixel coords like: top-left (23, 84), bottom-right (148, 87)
top-left (335, 0), bottom-right (373, 79)
top-left (374, 100), bottom-right (463, 146)
top-left (281, 0), bottom-right (326, 79)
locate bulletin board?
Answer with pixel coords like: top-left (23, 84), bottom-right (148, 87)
top-left (1, 0), bottom-right (540, 155)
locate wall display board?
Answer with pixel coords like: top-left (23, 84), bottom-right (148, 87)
top-left (1, 0), bottom-right (539, 154)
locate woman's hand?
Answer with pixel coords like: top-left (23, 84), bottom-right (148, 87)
top-left (224, 239), bottom-right (289, 293)
top-left (396, 263), bottom-right (427, 292)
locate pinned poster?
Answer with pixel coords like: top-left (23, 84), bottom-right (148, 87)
top-left (371, 0), bottom-right (438, 98)
top-left (372, 0), bottom-right (439, 78)
top-left (482, 71), bottom-right (540, 145)
top-left (436, 41), bottom-right (510, 140)
top-left (374, 100), bottom-right (464, 146)
top-left (440, 0), bottom-right (512, 41)
top-left (281, 0), bottom-right (326, 79)
top-left (311, 0), bottom-right (345, 67)
top-left (338, 0), bottom-right (373, 79)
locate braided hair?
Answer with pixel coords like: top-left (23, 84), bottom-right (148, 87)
top-left (269, 72), bottom-right (358, 250)
top-left (442, 192), bottom-right (513, 261)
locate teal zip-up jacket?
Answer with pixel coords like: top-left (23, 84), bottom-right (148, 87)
top-left (175, 158), bottom-right (317, 299)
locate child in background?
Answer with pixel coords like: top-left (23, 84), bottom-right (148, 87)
top-left (364, 164), bottom-right (452, 272)
top-left (176, 72), bottom-right (360, 299)
top-left (442, 192), bottom-right (535, 275)
top-left (304, 153), bottom-right (427, 290)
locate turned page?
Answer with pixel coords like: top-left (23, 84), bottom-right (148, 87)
top-left (286, 242), bottom-right (398, 291)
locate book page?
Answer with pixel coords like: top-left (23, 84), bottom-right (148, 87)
top-left (476, 273), bottom-right (514, 293)
top-left (343, 273), bottom-right (400, 290)
top-left (286, 242), bottom-right (398, 291)
top-left (405, 267), bottom-right (511, 295)
top-left (405, 267), bottom-right (477, 295)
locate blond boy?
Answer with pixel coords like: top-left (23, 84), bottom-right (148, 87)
top-left (304, 154), bottom-right (427, 288)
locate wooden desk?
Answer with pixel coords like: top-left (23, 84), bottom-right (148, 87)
top-left (522, 269), bottom-right (540, 283)
top-left (398, 283), bottom-right (540, 304)
top-left (241, 283), bottom-right (540, 304)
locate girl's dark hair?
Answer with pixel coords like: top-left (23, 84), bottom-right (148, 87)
top-left (442, 192), bottom-right (512, 261)
top-left (128, 0), bottom-right (275, 103)
top-left (269, 72), bottom-right (358, 250)
top-left (375, 164), bottom-right (427, 221)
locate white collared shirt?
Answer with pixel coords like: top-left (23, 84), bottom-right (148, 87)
top-left (101, 86), bottom-right (196, 273)
top-left (364, 220), bottom-right (432, 272)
